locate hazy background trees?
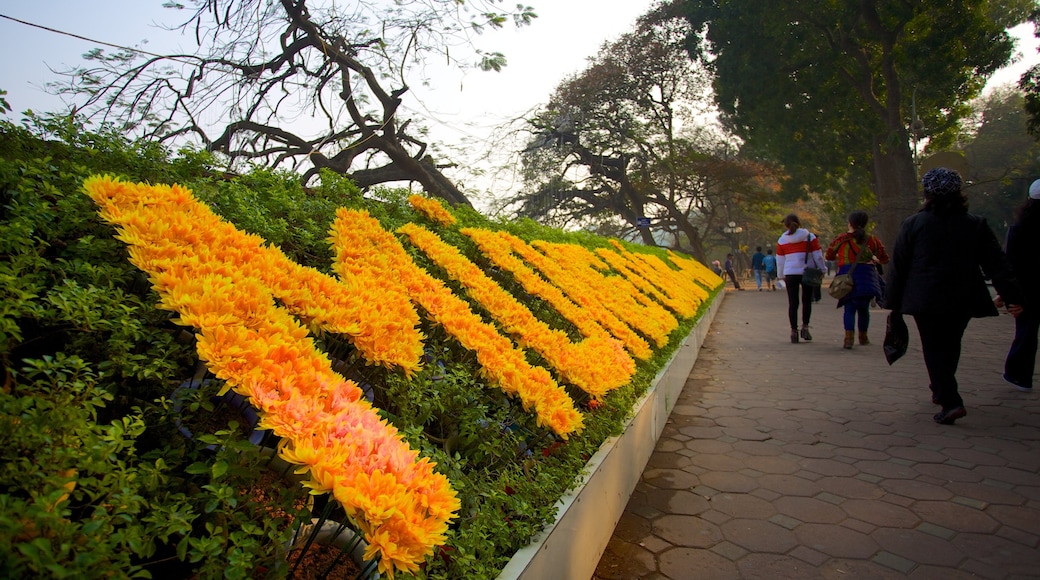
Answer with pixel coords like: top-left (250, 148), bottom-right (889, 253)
top-left (668, 0), bottom-right (1035, 246)
top-left (52, 0), bottom-right (537, 206)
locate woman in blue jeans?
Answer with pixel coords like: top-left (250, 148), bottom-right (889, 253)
top-left (825, 211), bottom-right (889, 349)
top-left (1000, 180), bottom-right (1040, 393)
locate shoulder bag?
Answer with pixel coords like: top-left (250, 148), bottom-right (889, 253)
top-left (801, 234), bottom-right (824, 287)
top-left (827, 240), bottom-right (869, 299)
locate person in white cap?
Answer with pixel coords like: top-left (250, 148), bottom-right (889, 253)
top-left (998, 178), bottom-right (1040, 393)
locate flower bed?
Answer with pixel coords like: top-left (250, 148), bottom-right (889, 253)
top-left (1, 124), bottom-right (723, 580)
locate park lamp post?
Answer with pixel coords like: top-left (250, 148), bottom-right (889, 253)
top-left (723, 221), bottom-right (743, 251)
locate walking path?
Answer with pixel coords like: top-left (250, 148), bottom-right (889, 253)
top-left (594, 286), bottom-right (1040, 579)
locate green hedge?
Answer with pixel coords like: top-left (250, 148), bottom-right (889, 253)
top-left (0, 115), bottom-right (718, 579)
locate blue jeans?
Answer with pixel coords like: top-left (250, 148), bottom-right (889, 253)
top-left (754, 269), bottom-right (763, 289)
top-left (843, 296), bottom-right (872, 332)
top-left (1005, 305), bottom-right (1040, 387)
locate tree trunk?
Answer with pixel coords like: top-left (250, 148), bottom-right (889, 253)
top-left (871, 132), bottom-right (920, 249)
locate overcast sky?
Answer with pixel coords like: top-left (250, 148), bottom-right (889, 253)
top-left (1, 4), bottom-right (1036, 206)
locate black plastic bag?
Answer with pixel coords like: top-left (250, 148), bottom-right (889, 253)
top-left (884, 312), bottom-right (909, 365)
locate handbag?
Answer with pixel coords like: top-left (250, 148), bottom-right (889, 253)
top-left (884, 312), bottom-right (909, 365)
top-left (801, 234), bottom-right (824, 287)
top-left (828, 242), bottom-right (874, 300)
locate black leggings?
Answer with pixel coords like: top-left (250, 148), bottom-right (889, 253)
top-left (784, 275), bottom-right (814, 330)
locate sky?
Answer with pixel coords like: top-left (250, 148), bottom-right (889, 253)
top-left (1, 3), bottom-right (1037, 207)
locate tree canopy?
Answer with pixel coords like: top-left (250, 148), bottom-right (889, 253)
top-left (669, 0), bottom-right (1033, 244)
top-left (54, 0), bottom-right (536, 206)
top-left (514, 13), bottom-right (780, 260)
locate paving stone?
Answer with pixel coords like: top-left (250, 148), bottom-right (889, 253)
top-left (645, 488), bottom-right (711, 516)
top-left (698, 471), bottom-right (758, 494)
top-left (872, 551), bottom-right (917, 573)
top-left (757, 473), bottom-right (821, 497)
top-left (610, 511), bottom-right (652, 543)
top-left (994, 524), bottom-right (1039, 548)
top-left (685, 439), bottom-right (734, 454)
top-left (732, 440), bottom-right (786, 456)
top-left (855, 459), bottom-right (921, 479)
top-left (658, 547), bottom-right (739, 580)
top-left (749, 488), bottom-right (781, 502)
top-left (986, 504), bottom-right (1040, 535)
top-left (816, 477), bottom-right (883, 500)
top-left (720, 519), bottom-right (798, 553)
top-left (907, 564), bottom-right (989, 579)
top-left (774, 496), bottom-right (846, 524)
top-left (642, 468), bottom-right (701, 490)
top-left (914, 463), bottom-right (985, 483)
top-left (594, 538), bottom-right (657, 580)
top-left (817, 559), bottom-right (909, 579)
top-left (794, 523), bottom-right (879, 558)
top-left (975, 464), bottom-right (1040, 487)
top-left (698, 509), bottom-right (732, 525)
top-left (878, 478), bottom-right (955, 501)
top-left (946, 481), bottom-right (1026, 506)
top-left (646, 452), bottom-right (694, 470)
top-left (841, 498), bottom-right (920, 528)
top-left (736, 553), bottom-right (825, 580)
top-left (652, 514), bottom-right (723, 548)
top-left (952, 532), bottom-right (1040, 577)
top-left (798, 457), bottom-right (860, 477)
top-left (788, 545), bottom-right (829, 566)
top-left (709, 540), bottom-right (748, 561)
top-left (911, 501), bottom-right (998, 536)
top-left (689, 453), bottom-right (747, 472)
top-left (916, 522), bottom-right (956, 540)
top-left (889, 446), bottom-right (950, 463)
top-left (950, 495), bottom-right (988, 510)
top-left (871, 527), bottom-right (965, 566)
top-left (709, 493), bottom-right (777, 519)
top-left (743, 455), bottom-right (801, 475)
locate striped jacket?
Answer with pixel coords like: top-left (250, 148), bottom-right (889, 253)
top-left (775, 228), bottom-right (825, 277)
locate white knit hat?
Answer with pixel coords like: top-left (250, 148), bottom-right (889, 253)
top-left (1030, 179), bottom-right (1040, 200)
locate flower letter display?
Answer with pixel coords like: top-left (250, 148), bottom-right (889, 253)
top-left (84, 176), bottom-right (456, 578)
top-left (85, 175), bottom-right (718, 577)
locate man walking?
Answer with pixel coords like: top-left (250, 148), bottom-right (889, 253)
top-left (751, 246), bottom-right (766, 291)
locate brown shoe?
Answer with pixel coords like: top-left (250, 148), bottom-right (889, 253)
top-left (843, 331), bottom-right (854, 349)
top-left (858, 332), bottom-right (869, 345)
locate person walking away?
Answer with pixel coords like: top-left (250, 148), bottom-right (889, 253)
top-left (1000, 178), bottom-right (1040, 393)
top-left (776, 214), bottom-right (826, 342)
top-left (885, 167), bottom-right (1024, 425)
top-left (724, 253), bottom-right (743, 290)
top-left (825, 210), bottom-right (890, 349)
top-left (763, 249), bottom-right (777, 290)
top-left (751, 246), bottom-right (766, 291)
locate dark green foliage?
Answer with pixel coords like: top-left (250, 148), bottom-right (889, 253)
top-left (0, 116), bottom-right (718, 579)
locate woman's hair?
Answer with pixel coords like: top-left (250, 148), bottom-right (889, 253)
top-left (920, 167), bottom-right (969, 215)
top-left (848, 210), bottom-right (869, 244)
top-left (783, 213), bottom-right (801, 232)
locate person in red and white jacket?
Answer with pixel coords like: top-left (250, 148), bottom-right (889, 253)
top-left (776, 213), bottom-right (827, 343)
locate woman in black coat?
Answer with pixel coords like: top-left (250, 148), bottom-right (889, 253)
top-left (885, 167), bottom-right (1024, 425)
top-left (1000, 180), bottom-right (1040, 392)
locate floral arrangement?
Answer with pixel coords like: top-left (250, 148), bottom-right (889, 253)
top-left (82, 176), bottom-right (720, 578)
top-left (408, 194), bottom-right (457, 226)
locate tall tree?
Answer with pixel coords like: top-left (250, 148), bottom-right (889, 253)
top-left (669, 0), bottom-right (1032, 245)
top-left (54, 0), bottom-right (536, 206)
top-left (956, 86), bottom-right (1040, 235)
top-left (515, 14), bottom-right (779, 260)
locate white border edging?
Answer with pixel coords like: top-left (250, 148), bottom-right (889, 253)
top-left (497, 291), bottom-right (725, 580)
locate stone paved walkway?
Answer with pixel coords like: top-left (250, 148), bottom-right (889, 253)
top-left (594, 287), bottom-right (1040, 579)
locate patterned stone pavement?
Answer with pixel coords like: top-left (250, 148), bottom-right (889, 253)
top-left (594, 287), bottom-right (1040, 579)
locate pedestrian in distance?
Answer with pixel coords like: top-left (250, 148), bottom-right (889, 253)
top-left (724, 253), bottom-right (743, 290)
top-left (776, 213), bottom-right (826, 343)
top-left (997, 178), bottom-right (1040, 393)
top-left (825, 210), bottom-right (890, 349)
top-left (885, 167), bottom-right (1024, 425)
top-left (751, 246), bottom-right (766, 290)
top-left (763, 249), bottom-right (777, 290)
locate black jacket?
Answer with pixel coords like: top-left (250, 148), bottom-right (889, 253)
top-left (1006, 215), bottom-right (1040, 305)
top-left (885, 211), bottom-right (1023, 317)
